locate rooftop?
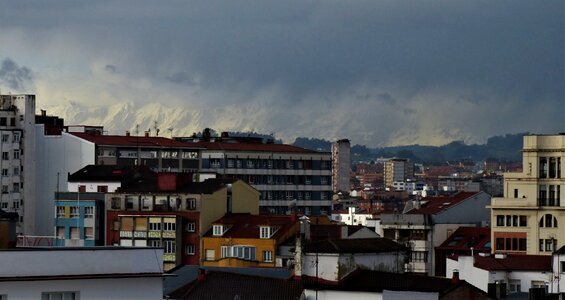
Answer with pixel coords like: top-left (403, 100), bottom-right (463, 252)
top-left (437, 226), bottom-right (491, 250)
top-left (188, 140), bottom-right (320, 153)
top-left (408, 191), bottom-right (482, 215)
top-left (450, 254), bottom-right (552, 271)
top-left (204, 213), bottom-right (297, 239)
top-left (303, 238), bottom-right (407, 254)
top-left (70, 132), bottom-right (202, 149)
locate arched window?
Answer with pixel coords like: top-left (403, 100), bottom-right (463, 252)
top-left (539, 214), bottom-right (558, 228)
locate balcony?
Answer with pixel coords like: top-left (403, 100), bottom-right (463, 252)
top-left (162, 231), bottom-right (176, 238)
top-left (163, 254), bottom-right (176, 262)
top-left (148, 231), bottom-right (161, 238)
top-left (119, 231), bottom-right (133, 238)
top-left (490, 197), bottom-right (536, 208)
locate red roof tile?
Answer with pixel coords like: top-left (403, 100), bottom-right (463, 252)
top-left (438, 227), bottom-right (491, 250)
top-left (408, 192), bottom-right (481, 215)
top-left (70, 132), bottom-right (202, 149)
top-left (473, 254), bottom-right (551, 271)
top-left (204, 214), bottom-right (297, 239)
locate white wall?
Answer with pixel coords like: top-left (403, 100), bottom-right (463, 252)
top-left (35, 128), bottom-right (95, 236)
top-left (68, 181), bottom-right (121, 192)
top-left (0, 277), bottom-right (162, 300)
top-left (303, 252), bottom-right (403, 281)
top-left (304, 289), bottom-right (382, 300)
top-left (383, 290), bottom-right (438, 300)
top-left (447, 256), bottom-right (553, 294)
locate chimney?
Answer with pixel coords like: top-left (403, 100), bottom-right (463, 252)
top-left (451, 269), bottom-right (460, 285)
top-left (41, 109), bottom-right (46, 116)
top-left (144, 131), bottom-right (149, 137)
top-left (197, 268), bottom-right (206, 282)
top-left (125, 131), bottom-right (130, 137)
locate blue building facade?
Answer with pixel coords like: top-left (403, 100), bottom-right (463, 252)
top-left (54, 192), bottom-right (105, 247)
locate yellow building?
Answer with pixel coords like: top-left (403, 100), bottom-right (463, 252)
top-left (202, 214), bottom-right (299, 268)
top-left (489, 134), bottom-right (564, 255)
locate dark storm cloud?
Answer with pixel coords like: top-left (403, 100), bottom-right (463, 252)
top-left (0, 0), bottom-right (562, 145)
top-left (0, 58), bottom-right (33, 91)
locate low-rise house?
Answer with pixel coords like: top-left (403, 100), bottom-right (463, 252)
top-left (381, 191), bottom-right (491, 275)
top-left (0, 247), bottom-right (164, 299)
top-left (299, 238), bottom-right (408, 281)
top-left (301, 269), bottom-right (493, 300)
top-left (435, 226), bottom-right (491, 276)
top-left (201, 213), bottom-right (299, 268)
top-left (446, 254), bottom-right (553, 295)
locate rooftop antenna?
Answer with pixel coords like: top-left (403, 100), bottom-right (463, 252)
top-left (154, 120), bottom-right (160, 136)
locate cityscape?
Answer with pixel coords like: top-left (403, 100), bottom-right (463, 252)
top-left (0, 1), bottom-right (563, 300)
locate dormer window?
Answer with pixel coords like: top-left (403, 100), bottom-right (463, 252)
top-left (260, 226), bottom-right (278, 239)
top-left (213, 225), bottom-right (228, 236)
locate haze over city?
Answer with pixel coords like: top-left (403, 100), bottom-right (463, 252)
top-left (0, 0), bottom-right (563, 147)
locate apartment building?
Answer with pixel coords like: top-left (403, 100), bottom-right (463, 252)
top-left (331, 139), bottom-right (350, 193)
top-left (489, 134), bottom-right (564, 255)
top-left (384, 158), bottom-right (414, 190)
top-left (105, 173), bottom-right (259, 271)
top-left (194, 140), bottom-right (332, 215)
top-left (0, 94), bottom-right (35, 235)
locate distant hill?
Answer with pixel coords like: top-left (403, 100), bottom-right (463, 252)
top-left (292, 133), bottom-right (527, 163)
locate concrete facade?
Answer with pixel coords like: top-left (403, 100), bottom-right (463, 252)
top-left (489, 134), bottom-right (565, 255)
top-left (332, 139), bottom-right (351, 193)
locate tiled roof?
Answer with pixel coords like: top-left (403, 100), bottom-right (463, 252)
top-left (459, 255), bottom-right (552, 271)
top-left (310, 224), bottom-right (343, 241)
top-left (70, 132), bottom-right (202, 149)
top-left (438, 227), bottom-right (491, 250)
top-left (204, 214), bottom-right (297, 239)
top-left (188, 141), bottom-right (319, 153)
top-left (68, 165), bottom-right (130, 182)
top-left (303, 238), bottom-right (408, 254)
top-left (408, 191), bottom-right (481, 215)
top-left (303, 269), bottom-right (452, 293)
top-left (170, 270), bottom-right (303, 300)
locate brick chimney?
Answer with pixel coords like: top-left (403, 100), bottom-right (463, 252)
top-left (451, 269), bottom-right (460, 285)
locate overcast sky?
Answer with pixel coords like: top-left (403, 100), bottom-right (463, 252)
top-left (0, 0), bottom-right (563, 147)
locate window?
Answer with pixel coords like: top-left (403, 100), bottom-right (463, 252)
top-left (12, 183), bottom-right (19, 193)
top-left (97, 185), bottom-right (108, 193)
top-left (70, 206), bottom-right (79, 218)
top-left (305, 176), bottom-right (312, 184)
top-left (1, 202), bottom-right (7, 209)
top-left (186, 244), bottom-right (195, 255)
top-left (496, 215), bottom-right (504, 226)
top-left (56, 227), bottom-right (65, 238)
top-left (221, 245), bottom-right (256, 260)
top-left (1, 134), bottom-right (8, 142)
top-left (186, 222), bottom-right (195, 232)
top-left (13, 149), bottom-right (19, 159)
top-left (514, 189), bottom-right (518, 198)
top-left (78, 185), bottom-right (86, 193)
top-left (540, 157), bottom-right (548, 178)
top-left (205, 249), bottom-right (215, 261)
top-left (540, 239), bottom-right (557, 252)
top-left (149, 219), bottom-right (161, 231)
top-left (164, 240), bottom-right (176, 254)
top-left (411, 230), bottom-right (426, 240)
top-left (213, 225), bottom-right (225, 236)
top-left (210, 159), bottom-right (221, 168)
top-left (2, 152), bottom-right (8, 160)
top-left (186, 198), bottom-right (197, 210)
top-left (305, 192), bottom-right (311, 200)
top-left (539, 214), bottom-right (558, 228)
top-left (260, 226), bottom-right (271, 239)
top-left (411, 251), bottom-right (428, 262)
top-left (163, 219), bottom-right (176, 231)
top-left (227, 159), bottom-right (234, 168)
top-left (13, 167), bottom-right (19, 176)
top-left (263, 250), bottom-right (273, 262)
top-left (13, 132), bottom-right (20, 142)
top-left (1, 169), bottom-right (8, 176)
top-left (148, 240), bottom-right (161, 248)
top-left (84, 206), bottom-right (94, 218)
top-left (285, 191), bottom-right (294, 200)
top-left (85, 227), bottom-right (94, 239)
top-left (70, 227), bottom-right (80, 239)
top-left (509, 279), bottom-right (521, 293)
top-left (56, 206), bottom-right (65, 218)
top-left (1, 185), bottom-right (7, 194)
top-left (111, 197), bottom-right (121, 209)
top-left (41, 292), bottom-right (79, 300)
top-left (520, 216), bottom-right (527, 227)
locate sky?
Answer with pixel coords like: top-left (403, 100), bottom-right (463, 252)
top-left (0, 0), bottom-right (563, 147)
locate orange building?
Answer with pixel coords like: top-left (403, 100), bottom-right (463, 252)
top-left (201, 214), bottom-right (299, 268)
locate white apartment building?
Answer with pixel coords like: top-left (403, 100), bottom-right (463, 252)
top-left (489, 134), bottom-right (564, 255)
top-left (332, 139), bottom-right (350, 193)
top-left (0, 95), bottom-right (36, 235)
